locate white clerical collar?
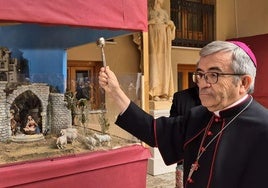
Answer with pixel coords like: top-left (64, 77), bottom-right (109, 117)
top-left (214, 94), bottom-right (249, 117)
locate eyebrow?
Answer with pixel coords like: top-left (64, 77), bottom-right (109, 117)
top-left (196, 66), bottom-right (223, 72)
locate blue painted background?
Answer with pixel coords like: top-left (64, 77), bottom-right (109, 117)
top-left (0, 24), bottom-right (129, 92)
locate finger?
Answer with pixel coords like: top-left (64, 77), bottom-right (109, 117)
top-left (98, 76), bottom-right (107, 85)
top-left (99, 69), bottom-right (108, 79)
top-left (103, 66), bottom-right (114, 80)
top-left (99, 80), bottom-right (107, 89)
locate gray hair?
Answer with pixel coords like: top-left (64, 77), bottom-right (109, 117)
top-left (199, 41), bottom-right (256, 93)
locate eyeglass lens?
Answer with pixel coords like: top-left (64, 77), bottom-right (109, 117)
top-left (192, 72), bottom-right (218, 84)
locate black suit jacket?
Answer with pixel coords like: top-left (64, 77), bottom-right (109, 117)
top-left (170, 86), bottom-right (201, 117)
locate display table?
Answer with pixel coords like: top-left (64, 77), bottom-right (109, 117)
top-left (0, 144), bottom-right (151, 188)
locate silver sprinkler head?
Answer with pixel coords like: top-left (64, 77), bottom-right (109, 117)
top-left (97, 37), bottom-right (107, 67)
top-left (97, 37), bottom-right (105, 48)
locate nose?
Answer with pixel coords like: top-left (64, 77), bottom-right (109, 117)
top-left (196, 78), bottom-right (211, 88)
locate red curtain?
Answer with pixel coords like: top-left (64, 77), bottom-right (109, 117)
top-left (0, 0), bottom-right (147, 31)
top-left (0, 145), bottom-right (151, 188)
top-left (228, 34), bottom-right (268, 108)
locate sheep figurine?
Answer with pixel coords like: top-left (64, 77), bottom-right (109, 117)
top-left (62, 128), bottom-right (78, 144)
top-left (56, 129), bottom-right (67, 149)
top-left (93, 133), bottom-right (111, 146)
top-left (86, 136), bottom-right (97, 150)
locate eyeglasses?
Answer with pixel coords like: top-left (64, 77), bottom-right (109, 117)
top-left (192, 72), bottom-right (245, 84)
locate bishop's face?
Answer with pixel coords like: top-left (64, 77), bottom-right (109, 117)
top-left (196, 51), bottom-right (244, 112)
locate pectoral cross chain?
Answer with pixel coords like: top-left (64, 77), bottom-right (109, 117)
top-left (187, 161), bottom-right (199, 183)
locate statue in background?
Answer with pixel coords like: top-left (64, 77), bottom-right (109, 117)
top-left (148, 0), bottom-right (175, 101)
top-left (133, 32), bottom-right (143, 72)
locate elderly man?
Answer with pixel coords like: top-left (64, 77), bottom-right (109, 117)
top-left (98, 41), bottom-right (268, 188)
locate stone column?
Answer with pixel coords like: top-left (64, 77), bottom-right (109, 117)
top-left (147, 100), bottom-right (176, 175)
top-left (49, 93), bottom-right (72, 134)
top-left (0, 82), bottom-right (8, 141)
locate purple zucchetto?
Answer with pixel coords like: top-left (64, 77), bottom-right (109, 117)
top-left (229, 41), bottom-right (257, 67)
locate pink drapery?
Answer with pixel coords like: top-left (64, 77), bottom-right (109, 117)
top-left (0, 145), bottom-right (151, 188)
top-left (0, 0), bottom-right (147, 31)
top-left (228, 34), bottom-right (268, 108)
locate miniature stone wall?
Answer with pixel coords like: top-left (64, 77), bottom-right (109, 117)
top-left (49, 93), bottom-right (72, 135)
top-left (0, 82), bottom-right (8, 141)
top-left (5, 83), bottom-right (50, 140)
top-left (0, 82), bottom-right (72, 141)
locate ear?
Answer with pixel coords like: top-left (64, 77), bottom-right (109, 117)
top-left (240, 75), bottom-right (252, 93)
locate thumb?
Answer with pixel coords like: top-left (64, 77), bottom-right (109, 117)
top-left (104, 66), bottom-right (112, 77)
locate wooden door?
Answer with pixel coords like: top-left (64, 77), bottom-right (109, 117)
top-left (67, 61), bottom-right (102, 110)
top-left (177, 64), bottom-right (197, 91)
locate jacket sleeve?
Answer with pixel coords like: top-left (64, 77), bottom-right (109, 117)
top-left (115, 101), bottom-right (185, 165)
top-left (115, 102), bottom-right (156, 147)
